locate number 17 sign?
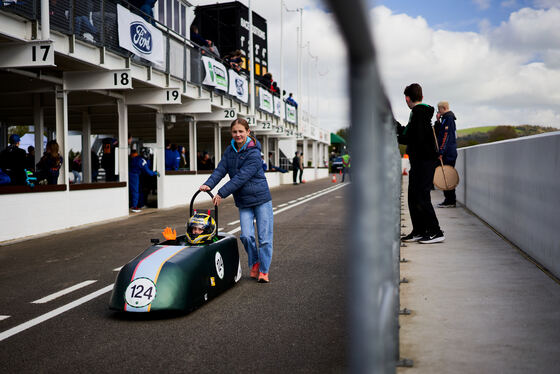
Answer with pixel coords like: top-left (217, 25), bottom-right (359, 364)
top-left (0, 41), bottom-right (55, 68)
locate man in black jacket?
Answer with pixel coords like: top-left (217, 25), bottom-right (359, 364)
top-left (0, 134), bottom-right (27, 185)
top-left (396, 83), bottom-right (444, 244)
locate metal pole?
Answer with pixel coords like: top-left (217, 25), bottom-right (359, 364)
top-left (306, 44), bottom-right (310, 121)
top-left (279, 0), bottom-right (285, 123)
top-left (248, 0), bottom-right (255, 116)
top-left (41, 0), bottom-right (50, 40)
top-left (297, 9), bottom-right (302, 132)
top-left (323, 0), bottom-right (400, 373)
top-left (314, 56), bottom-right (319, 122)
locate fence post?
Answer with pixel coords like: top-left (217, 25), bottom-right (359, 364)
top-left (324, 0), bottom-right (400, 372)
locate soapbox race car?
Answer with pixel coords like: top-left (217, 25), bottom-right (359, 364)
top-left (109, 191), bottom-right (241, 313)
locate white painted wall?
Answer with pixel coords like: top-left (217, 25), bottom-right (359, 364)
top-left (0, 187), bottom-right (128, 243)
top-left (160, 170), bottom-right (329, 209)
top-left (161, 174), bottom-right (230, 209)
top-left (0, 169), bottom-right (329, 243)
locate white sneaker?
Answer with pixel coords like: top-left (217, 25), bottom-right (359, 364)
top-left (82, 33), bottom-right (94, 42)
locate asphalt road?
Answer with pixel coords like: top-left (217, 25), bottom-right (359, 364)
top-left (0, 178), bottom-right (349, 373)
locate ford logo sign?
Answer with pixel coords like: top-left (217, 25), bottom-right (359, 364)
top-left (130, 22), bottom-right (152, 54)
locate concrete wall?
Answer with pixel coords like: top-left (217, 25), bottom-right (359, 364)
top-left (455, 132), bottom-right (560, 277)
top-left (0, 187), bottom-right (128, 242)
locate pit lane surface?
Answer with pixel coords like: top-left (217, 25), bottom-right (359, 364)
top-left (0, 178), bottom-right (349, 373)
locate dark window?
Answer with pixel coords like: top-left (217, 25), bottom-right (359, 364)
top-left (174, 0), bottom-right (180, 33)
top-left (158, 0), bottom-right (165, 23)
top-left (166, 0), bottom-right (172, 27)
top-left (181, 4), bottom-right (186, 36)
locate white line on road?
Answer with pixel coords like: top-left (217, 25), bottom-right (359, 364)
top-left (227, 227), bottom-right (242, 234)
top-left (227, 220), bottom-right (240, 225)
top-left (113, 266), bottom-right (123, 272)
top-left (0, 284), bottom-right (114, 342)
top-left (288, 200), bottom-right (297, 204)
top-left (0, 183), bottom-right (348, 342)
top-left (226, 183), bottom-right (348, 235)
top-left (31, 280), bottom-right (98, 304)
top-left (273, 184), bottom-right (348, 216)
top-left (278, 203), bottom-right (288, 208)
top-left (0, 316), bottom-right (10, 321)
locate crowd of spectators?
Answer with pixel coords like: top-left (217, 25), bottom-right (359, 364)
top-left (259, 72), bottom-right (280, 96)
top-left (164, 141), bottom-right (217, 172)
top-left (0, 135), bottom-right (63, 186)
top-left (188, 21), bottom-right (301, 112)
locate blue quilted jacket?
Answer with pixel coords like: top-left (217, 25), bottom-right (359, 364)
top-left (203, 138), bottom-right (271, 208)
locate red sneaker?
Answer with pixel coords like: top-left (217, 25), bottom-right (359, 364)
top-left (258, 272), bottom-right (269, 283)
top-left (250, 263), bottom-right (260, 279)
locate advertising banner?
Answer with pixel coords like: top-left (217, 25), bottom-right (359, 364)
top-left (286, 104), bottom-right (297, 123)
top-left (273, 96), bottom-right (282, 117)
top-left (117, 4), bottom-right (164, 66)
top-left (259, 88), bottom-right (273, 113)
top-left (228, 69), bottom-right (249, 103)
top-left (201, 56), bottom-right (229, 92)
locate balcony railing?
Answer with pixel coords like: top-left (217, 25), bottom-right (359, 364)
top-left (1, 0), bottom-right (301, 128)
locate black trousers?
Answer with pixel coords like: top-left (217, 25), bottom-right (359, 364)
top-left (408, 158), bottom-right (441, 235)
top-left (442, 159), bottom-right (456, 203)
top-left (293, 167), bottom-right (299, 183)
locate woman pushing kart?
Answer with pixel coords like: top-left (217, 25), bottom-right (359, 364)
top-left (199, 118), bottom-right (274, 283)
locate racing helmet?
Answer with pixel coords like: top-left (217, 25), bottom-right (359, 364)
top-left (186, 212), bottom-right (216, 244)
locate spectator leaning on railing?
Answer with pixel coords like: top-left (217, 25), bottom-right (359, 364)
top-left (259, 72), bottom-right (280, 96)
top-left (207, 40), bottom-right (220, 58)
top-left (224, 50), bottom-right (243, 71)
top-left (286, 93), bottom-right (298, 108)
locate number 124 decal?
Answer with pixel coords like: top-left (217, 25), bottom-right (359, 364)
top-left (125, 278), bottom-right (157, 308)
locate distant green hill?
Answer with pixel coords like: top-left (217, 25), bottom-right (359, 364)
top-left (457, 125), bottom-right (557, 147)
top-left (457, 126), bottom-right (497, 136)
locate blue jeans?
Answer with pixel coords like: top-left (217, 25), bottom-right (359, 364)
top-left (342, 166), bottom-right (351, 182)
top-left (239, 200), bottom-right (274, 274)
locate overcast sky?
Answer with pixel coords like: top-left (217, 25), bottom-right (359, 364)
top-left (195, 0), bottom-right (560, 132)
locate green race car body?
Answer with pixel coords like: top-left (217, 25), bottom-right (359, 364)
top-left (109, 234), bottom-right (241, 312)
